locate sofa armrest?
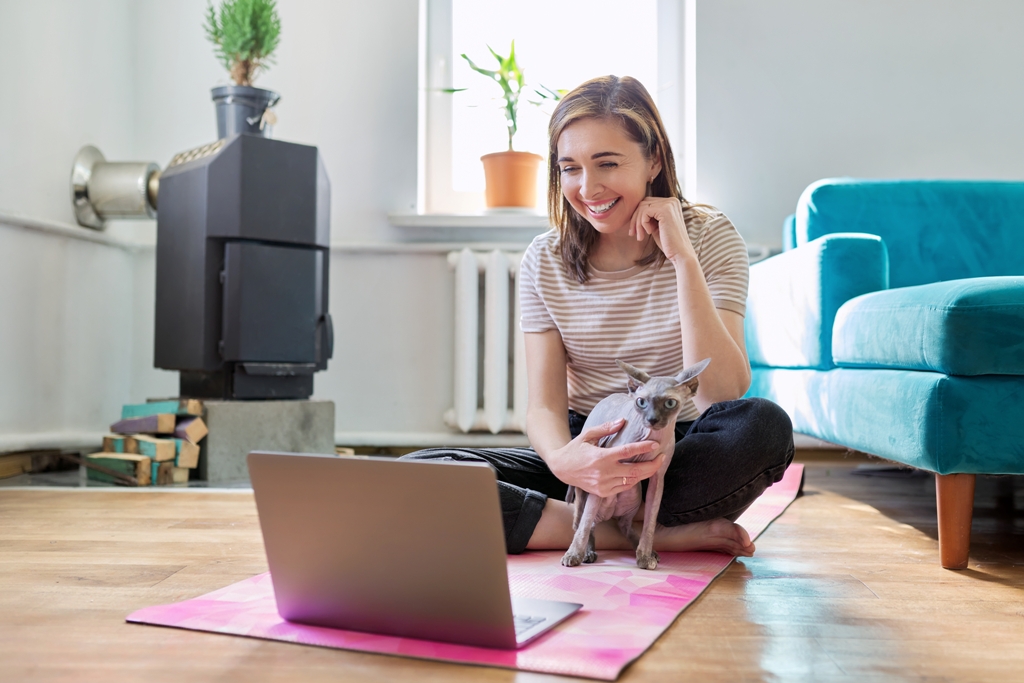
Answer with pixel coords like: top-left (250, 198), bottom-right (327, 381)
top-left (746, 233), bottom-right (889, 369)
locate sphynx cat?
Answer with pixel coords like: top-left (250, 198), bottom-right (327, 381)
top-left (561, 358), bottom-right (710, 570)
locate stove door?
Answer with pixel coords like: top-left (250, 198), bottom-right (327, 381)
top-left (220, 242), bottom-right (323, 364)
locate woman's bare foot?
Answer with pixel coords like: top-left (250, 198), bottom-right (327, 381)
top-left (651, 518), bottom-right (755, 557)
top-left (526, 499), bottom-right (755, 556)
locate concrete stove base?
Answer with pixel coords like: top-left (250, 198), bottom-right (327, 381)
top-left (198, 400), bottom-right (335, 483)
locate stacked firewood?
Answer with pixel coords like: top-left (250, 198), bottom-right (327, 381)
top-left (86, 399), bottom-right (208, 486)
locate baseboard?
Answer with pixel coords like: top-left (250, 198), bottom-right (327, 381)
top-left (793, 433), bottom-right (843, 449)
top-left (0, 432), bottom-right (105, 454)
top-left (335, 431), bottom-right (530, 449)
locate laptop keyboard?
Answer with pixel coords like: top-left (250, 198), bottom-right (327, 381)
top-left (513, 613), bottom-right (547, 635)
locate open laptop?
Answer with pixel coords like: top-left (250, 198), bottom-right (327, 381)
top-left (247, 451), bottom-right (582, 649)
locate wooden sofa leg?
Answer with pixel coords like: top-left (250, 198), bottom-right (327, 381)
top-left (935, 473), bottom-right (976, 570)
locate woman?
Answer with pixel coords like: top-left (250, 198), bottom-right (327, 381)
top-left (405, 75), bottom-right (793, 557)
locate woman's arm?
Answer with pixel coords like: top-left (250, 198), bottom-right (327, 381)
top-left (524, 330), bottom-right (663, 496)
top-left (631, 201), bottom-right (751, 412)
top-left (672, 260), bottom-right (751, 412)
top-left (522, 329), bottom-right (573, 458)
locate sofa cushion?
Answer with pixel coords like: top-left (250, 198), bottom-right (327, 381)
top-left (832, 277), bottom-right (1024, 376)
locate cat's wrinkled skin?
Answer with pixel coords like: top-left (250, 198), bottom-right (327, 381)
top-left (561, 358), bottom-right (710, 570)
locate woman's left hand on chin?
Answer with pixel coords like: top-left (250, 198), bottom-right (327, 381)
top-left (629, 197), bottom-right (696, 264)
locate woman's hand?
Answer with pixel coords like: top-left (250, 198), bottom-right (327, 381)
top-left (546, 418), bottom-right (664, 497)
top-left (628, 197), bottom-right (696, 265)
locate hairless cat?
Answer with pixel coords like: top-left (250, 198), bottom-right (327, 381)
top-left (561, 358), bottom-right (710, 570)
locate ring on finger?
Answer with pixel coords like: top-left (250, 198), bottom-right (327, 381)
top-left (622, 476), bottom-right (627, 486)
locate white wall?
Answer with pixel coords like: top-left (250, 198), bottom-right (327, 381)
top-left (0, 1), bottom-right (135, 224)
top-left (322, 252), bottom-right (455, 433)
top-left (0, 0), bottom-right (465, 450)
top-left (0, 1), bottom-right (147, 452)
top-left (133, 0), bottom-right (420, 242)
top-left (0, 223), bottom-right (136, 450)
top-left (695, 0), bottom-right (1024, 248)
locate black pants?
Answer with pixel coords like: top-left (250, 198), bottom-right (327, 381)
top-left (401, 397), bottom-right (794, 554)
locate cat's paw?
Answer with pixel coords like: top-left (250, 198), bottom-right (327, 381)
top-left (561, 551), bottom-right (584, 567)
top-left (583, 548), bottom-right (598, 563)
top-left (636, 549), bottom-right (660, 570)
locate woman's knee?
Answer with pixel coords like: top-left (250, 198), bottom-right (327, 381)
top-left (745, 398), bottom-right (794, 468)
top-left (698, 397), bottom-right (794, 467)
top-left (743, 396), bottom-right (792, 432)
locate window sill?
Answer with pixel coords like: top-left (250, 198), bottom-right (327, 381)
top-left (388, 211), bottom-right (551, 230)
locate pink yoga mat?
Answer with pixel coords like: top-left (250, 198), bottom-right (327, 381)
top-left (128, 464), bottom-right (803, 680)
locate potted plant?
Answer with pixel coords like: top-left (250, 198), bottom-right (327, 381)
top-left (458, 43), bottom-right (561, 210)
top-left (204, 0), bottom-right (282, 139)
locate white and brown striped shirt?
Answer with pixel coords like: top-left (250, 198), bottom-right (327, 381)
top-left (519, 211), bottom-right (749, 422)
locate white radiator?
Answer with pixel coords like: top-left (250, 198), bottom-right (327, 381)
top-left (444, 249), bottom-right (527, 434)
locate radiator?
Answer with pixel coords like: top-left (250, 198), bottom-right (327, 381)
top-left (444, 249), bottom-right (527, 434)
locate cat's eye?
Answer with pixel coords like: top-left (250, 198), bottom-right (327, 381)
top-left (635, 397), bottom-right (648, 409)
top-left (665, 399), bottom-right (678, 409)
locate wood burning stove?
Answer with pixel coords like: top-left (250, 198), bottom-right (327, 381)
top-left (70, 134), bottom-right (333, 400)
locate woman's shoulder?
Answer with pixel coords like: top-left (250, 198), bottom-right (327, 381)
top-left (683, 205), bottom-right (745, 258)
top-left (526, 228), bottom-right (560, 253)
top-left (682, 204), bottom-right (730, 232)
top-left (522, 229), bottom-right (561, 269)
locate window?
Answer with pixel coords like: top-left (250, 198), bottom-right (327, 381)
top-left (420, 0), bottom-right (686, 215)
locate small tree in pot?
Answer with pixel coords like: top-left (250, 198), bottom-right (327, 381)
top-left (204, 0), bottom-right (282, 139)
top-left (457, 43), bottom-right (562, 210)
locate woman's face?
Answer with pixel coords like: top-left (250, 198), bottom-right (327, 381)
top-left (556, 117), bottom-right (661, 236)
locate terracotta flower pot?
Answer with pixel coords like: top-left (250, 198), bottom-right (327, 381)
top-left (480, 150), bottom-right (543, 209)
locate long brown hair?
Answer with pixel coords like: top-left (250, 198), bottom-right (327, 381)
top-left (547, 75), bottom-right (694, 283)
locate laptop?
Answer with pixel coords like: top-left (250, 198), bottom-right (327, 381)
top-left (247, 451), bottom-right (582, 649)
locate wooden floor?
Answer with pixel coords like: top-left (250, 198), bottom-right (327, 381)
top-left (3, 459), bottom-right (1024, 682)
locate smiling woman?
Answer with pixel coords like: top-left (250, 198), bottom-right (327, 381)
top-left (405, 75), bottom-right (795, 561)
top-left (553, 118), bottom-right (662, 272)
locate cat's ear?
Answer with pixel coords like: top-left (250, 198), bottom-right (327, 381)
top-left (616, 359), bottom-right (649, 393)
top-left (675, 358), bottom-right (711, 394)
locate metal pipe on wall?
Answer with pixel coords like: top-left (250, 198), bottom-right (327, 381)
top-left (70, 145), bottom-right (160, 229)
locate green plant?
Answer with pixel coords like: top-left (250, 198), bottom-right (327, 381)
top-left (204, 0), bottom-right (282, 87)
top-left (458, 42), bottom-right (564, 151)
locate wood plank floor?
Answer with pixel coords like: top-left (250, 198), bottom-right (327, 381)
top-left (2, 460), bottom-right (1024, 682)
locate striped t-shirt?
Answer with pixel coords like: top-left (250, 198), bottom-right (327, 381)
top-left (519, 210), bottom-right (749, 422)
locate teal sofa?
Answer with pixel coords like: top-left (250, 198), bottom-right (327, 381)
top-left (745, 178), bottom-right (1024, 569)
